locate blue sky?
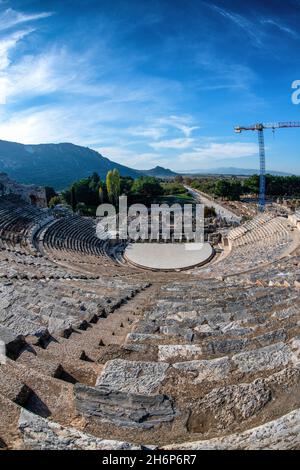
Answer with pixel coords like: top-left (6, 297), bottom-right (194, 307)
top-left (0, 0), bottom-right (300, 173)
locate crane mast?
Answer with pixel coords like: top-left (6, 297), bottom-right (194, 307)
top-left (257, 128), bottom-right (266, 212)
top-left (234, 121), bottom-right (300, 212)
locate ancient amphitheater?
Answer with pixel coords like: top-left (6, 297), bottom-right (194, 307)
top-left (0, 193), bottom-right (300, 450)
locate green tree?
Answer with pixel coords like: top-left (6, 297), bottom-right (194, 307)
top-left (106, 170), bottom-right (113, 202)
top-left (76, 202), bottom-right (87, 215)
top-left (163, 182), bottom-right (187, 195)
top-left (45, 186), bottom-right (57, 205)
top-left (228, 180), bottom-right (242, 201)
top-left (106, 169), bottom-right (120, 205)
top-left (71, 185), bottom-right (77, 211)
top-left (131, 176), bottom-right (164, 198)
top-left (48, 195), bottom-right (62, 208)
top-left (112, 169), bottom-right (120, 203)
top-left (98, 185), bottom-right (104, 204)
top-left (214, 180), bottom-right (231, 199)
top-left (244, 175), bottom-right (260, 195)
top-left (120, 176), bottom-right (134, 195)
top-left (174, 175), bottom-right (184, 184)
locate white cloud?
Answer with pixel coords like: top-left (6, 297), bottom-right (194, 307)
top-left (0, 7), bottom-right (52, 103)
top-left (0, 8), bottom-right (52, 31)
top-left (156, 115), bottom-right (200, 137)
top-left (98, 146), bottom-right (161, 168)
top-left (127, 115), bottom-right (199, 146)
top-left (179, 142), bottom-right (258, 163)
top-left (3, 49), bottom-right (84, 101)
top-left (194, 49), bottom-right (257, 92)
top-left (0, 104), bottom-right (103, 144)
top-left (0, 29), bottom-right (36, 104)
top-left (176, 125), bottom-right (199, 137)
top-left (260, 19), bottom-right (299, 39)
top-left (210, 3), bottom-right (298, 47)
top-left (0, 29), bottom-right (33, 70)
top-left (0, 50), bottom-right (149, 106)
top-left (0, 103), bottom-right (155, 149)
top-left (150, 137), bottom-right (194, 150)
top-left (127, 125), bottom-right (166, 140)
top-left (209, 4), bottom-right (262, 45)
top-left (93, 146), bottom-right (163, 170)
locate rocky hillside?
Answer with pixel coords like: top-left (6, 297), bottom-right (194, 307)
top-left (0, 140), bottom-right (141, 190)
top-left (139, 166), bottom-right (178, 178)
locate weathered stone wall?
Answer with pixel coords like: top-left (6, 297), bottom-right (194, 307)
top-left (288, 211), bottom-right (300, 230)
top-left (0, 173), bottom-right (47, 208)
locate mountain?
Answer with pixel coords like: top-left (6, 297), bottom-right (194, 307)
top-left (0, 138), bottom-right (295, 191)
top-left (183, 167), bottom-right (294, 176)
top-left (0, 140), bottom-right (141, 190)
top-left (139, 166), bottom-right (179, 178)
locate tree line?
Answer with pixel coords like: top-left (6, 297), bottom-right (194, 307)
top-left (48, 170), bottom-right (188, 215)
top-left (48, 171), bottom-right (300, 214)
top-left (187, 174), bottom-right (300, 200)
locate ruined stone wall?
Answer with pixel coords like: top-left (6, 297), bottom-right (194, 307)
top-left (0, 173), bottom-right (47, 208)
top-left (288, 212), bottom-right (300, 232)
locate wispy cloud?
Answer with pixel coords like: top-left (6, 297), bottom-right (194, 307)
top-left (0, 28), bottom-right (37, 104)
top-left (150, 137), bottom-right (194, 150)
top-left (194, 52), bottom-right (257, 91)
top-left (98, 146), bottom-right (162, 168)
top-left (0, 29), bottom-right (33, 70)
top-left (0, 2), bottom-right (296, 174)
top-left (209, 2), bottom-right (299, 46)
top-left (127, 125), bottom-right (166, 140)
top-left (178, 142), bottom-right (258, 164)
top-left (209, 4), bottom-right (263, 46)
top-left (0, 6), bottom-right (53, 104)
top-left (1, 42), bottom-right (182, 108)
top-left (156, 115), bottom-right (200, 137)
top-left (0, 8), bottom-right (52, 32)
top-left (0, 103), bottom-right (128, 144)
top-left (260, 18), bottom-right (299, 39)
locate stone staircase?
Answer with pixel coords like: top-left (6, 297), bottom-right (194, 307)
top-left (0, 197), bottom-right (300, 449)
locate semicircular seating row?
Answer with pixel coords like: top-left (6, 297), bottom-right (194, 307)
top-left (0, 195), bottom-right (300, 449)
top-left (1, 253), bottom-right (299, 449)
top-left (0, 196), bottom-right (127, 268)
top-left (0, 195), bottom-right (50, 254)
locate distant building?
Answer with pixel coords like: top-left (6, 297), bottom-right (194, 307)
top-left (0, 172), bottom-right (47, 208)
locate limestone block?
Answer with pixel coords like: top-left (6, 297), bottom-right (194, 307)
top-left (96, 359), bottom-right (169, 395)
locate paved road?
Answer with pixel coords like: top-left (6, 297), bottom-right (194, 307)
top-left (186, 187), bottom-right (242, 224)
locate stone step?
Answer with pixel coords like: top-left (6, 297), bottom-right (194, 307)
top-left (170, 341), bottom-right (300, 386)
top-left (19, 408), bottom-right (145, 450)
top-left (164, 366), bottom-right (300, 440)
top-left (43, 296), bottom-right (145, 362)
top-left (96, 359), bottom-right (169, 395)
top-left (0, 394), bottom-right (22, 450)
top-left (1, 360), bottom-right (76, 424)
top-left (16, 350), bottom-right (63, 378)
top-left (0, 368), bottom-right (30, 405)
top-left (17, 346), bottom-right (103, 386)
top-left (0, 326), bottom-right (26, 359)
top-left (231, 341), bottom-right (298, 374)
top-left (163, 408), bottom-right (300, 450)
top-left (75, 383), bottom-right (176, 430)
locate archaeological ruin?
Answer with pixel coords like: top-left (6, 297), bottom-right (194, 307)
top-left (0, 189), bottom-right (300, 450)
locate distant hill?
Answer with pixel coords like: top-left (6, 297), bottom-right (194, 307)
top-left (184, 167), bottom-right (294, 176)
top-left (0, 140), bottom-right (141, 190)
top-left (139, 166), bottom-right (178, 178)
top-left (0, 138), bottom-right (295, 191)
